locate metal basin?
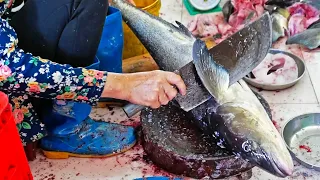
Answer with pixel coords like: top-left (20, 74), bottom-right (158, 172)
top-left (282, 113), bottom-right (320, 171)
top-left (244, 49), bottom-right (306, 91)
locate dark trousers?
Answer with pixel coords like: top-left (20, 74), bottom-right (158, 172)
top-left (10, 0), bottom-right (109, 67)
top-left (9, 0), bottom-right (109, 120)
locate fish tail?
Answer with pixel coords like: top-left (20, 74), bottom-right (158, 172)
top-left (192, 39), bottom-right (229, 99)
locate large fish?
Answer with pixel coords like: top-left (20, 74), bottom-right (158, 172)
top-left (190, 39), bottom-right (293, 177)
top-left (111, 0), bottom-right (293, 177)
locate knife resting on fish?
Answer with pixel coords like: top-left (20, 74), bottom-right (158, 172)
top-left (113, 0), bottom-right (272, 118)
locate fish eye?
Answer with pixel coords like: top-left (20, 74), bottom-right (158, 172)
top-left (242, 140), bottom-right (253, 152)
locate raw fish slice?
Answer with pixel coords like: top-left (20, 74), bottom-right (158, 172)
top-left (251, 53), bottom-right (299, 85)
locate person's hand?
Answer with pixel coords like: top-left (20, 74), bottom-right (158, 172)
top-left (102, 70), bottom-right (187, 109)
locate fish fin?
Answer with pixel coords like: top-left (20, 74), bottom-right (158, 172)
top-left (286, 28), bottom-right (320, 50)
top-left (175, 21), bottom-right (194, 38)
top-left (192, 39), bottom-right (229, 99)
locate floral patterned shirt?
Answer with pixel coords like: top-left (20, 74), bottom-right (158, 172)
top-left (0, 0), bottom-right (108, 105)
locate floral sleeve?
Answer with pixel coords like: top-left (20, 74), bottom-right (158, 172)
top-left (0, 17), bottom-right (108, 105)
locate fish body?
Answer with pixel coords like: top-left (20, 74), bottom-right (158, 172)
top-left (286, 28), bottom-right (320, 49)
top-left (112, 0), bottom-right (195, 72)
top-left (192, 39), bottom-right (293, 177)
top-left (112, 0), bottom-right (293, 177)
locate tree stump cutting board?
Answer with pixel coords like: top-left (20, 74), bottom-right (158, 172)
top-left (140, 91), bottom-right (272, 179)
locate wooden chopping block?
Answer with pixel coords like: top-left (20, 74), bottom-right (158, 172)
top-left (140, 91), bottom-right (272, 179)
top-left (140, 102), bottom-right (254, 179)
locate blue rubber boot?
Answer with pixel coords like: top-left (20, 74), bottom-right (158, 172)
top-left (40, 100), bottom-right (136, 159)
top-left (40, 56), bottom-right (136, 159)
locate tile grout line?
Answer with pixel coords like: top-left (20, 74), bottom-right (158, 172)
top-left (300, 47), bottom-right (320, 104)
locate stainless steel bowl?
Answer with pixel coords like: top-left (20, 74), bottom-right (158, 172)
top-left (244, 49), bottom-right (306, 91)
top-left (282, 113), bottom-right (320, 171)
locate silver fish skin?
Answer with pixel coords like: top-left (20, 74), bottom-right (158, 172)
top-left (271, 12), bottom-right (288, 42)
top-left (193, 39), bottom-right (294, 177)
top-left (112, 0), bottom-right (196, 72)
top-left (286, 28), bottom-right (320, 49)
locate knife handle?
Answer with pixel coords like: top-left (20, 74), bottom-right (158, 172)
top-left (123, 103), bottom-right (145, 118)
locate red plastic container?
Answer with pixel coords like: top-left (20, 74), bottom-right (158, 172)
top-left (0, 92), bottom-right (33, 180)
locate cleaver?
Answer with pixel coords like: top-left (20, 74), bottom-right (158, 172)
top-left (123, 12), bottom-right (272, 118)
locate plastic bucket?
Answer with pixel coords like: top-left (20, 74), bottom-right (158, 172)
top-left (122, 0), bottom-right (161, 59)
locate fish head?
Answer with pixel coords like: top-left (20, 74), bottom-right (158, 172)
top-left (216, 104), bottom-right (293, 177)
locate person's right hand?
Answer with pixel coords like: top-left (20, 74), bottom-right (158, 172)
top-left (102, 70), bottom-right (187, 109)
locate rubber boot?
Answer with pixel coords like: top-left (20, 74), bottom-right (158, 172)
top-left (40, 58), bottom-right (136, 159)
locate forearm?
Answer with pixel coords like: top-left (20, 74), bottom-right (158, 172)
top-left (1, 46), bottom-right (108, 105)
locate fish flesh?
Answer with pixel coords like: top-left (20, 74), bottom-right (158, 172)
top-left (228, 0), bottom-right (266, 28)
top-left (187, 13), bottom-right (234, 44)
top-left (287, 3), bottom-right (320, 36)
top-left (286, 28), bottom-right (320, 49)
top-left (190, 39), bottom-right (293, 177)
top-left (266, 0), bottom-right (320, 9)
top-left (111, 0), bottom-right (293, 177)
